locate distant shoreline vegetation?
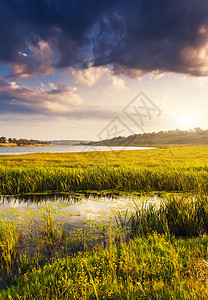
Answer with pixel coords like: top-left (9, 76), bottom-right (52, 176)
top-left (89, 127), bottom-right (208, 146)
top-left (0, 137), bottom-right (51, 147)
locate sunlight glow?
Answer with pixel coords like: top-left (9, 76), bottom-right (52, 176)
top-left (178, 115), bottom-right (195, 127)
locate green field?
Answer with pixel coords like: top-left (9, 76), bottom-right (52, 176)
top-left (0, 146), bottom-right (208, 195)
top-left (1, 146), bottom-right (208, 299)
top-left (1, 233), bottom-right (208, 299)
top-left (1, 145), bottom-right (208, 168)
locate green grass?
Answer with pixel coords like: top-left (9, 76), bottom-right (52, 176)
top-left (0, 210), bottom-right (113, 288)
top-left (1, 145), bottom-right (208, 168)
top-left (0, 195), bottom-right (208, 299)
top-left (0, 219), bottom-right (19, 275)
top-left (128, 195), bottom-right (208, 238)
top-left (1, 234), bottom-right (208, 299)
top-left (0, 165), bottom-right (208, 195)
top-left (1, 146), bottom-right (208, 195)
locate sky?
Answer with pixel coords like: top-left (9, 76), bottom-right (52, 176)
top-left (0, 0), bottom-right (208, 141)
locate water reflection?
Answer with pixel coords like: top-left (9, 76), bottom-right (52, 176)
top-left (0, 193), bottom-right (161, 228)
top-left (0, 145), bottom-right (156, 155)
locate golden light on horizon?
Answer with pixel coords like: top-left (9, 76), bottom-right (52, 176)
top-left (178, 115), bottom-right (196, 127)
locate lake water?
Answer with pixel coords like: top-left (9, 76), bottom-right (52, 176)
top-left (0, 193), bottom-right (161, 228)
top-left (0, 145), bottom-right (156, 155)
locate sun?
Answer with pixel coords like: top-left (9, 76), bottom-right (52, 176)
top-left (178, 115), bottom-right (195, 127)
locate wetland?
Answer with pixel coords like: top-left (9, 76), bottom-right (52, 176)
top-left (1, 146), bottom-right (208, 299)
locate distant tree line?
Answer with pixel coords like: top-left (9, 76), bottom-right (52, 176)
top-left (128, 127), bottom-right (204, 139)
top-left (89, 127), bottom-right (208, 146)
top-left (0, 137), bottom-right (50, 146)
top-left (0, 137), bottom-right (6, 143)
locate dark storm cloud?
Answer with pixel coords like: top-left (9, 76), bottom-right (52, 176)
top-left (93, 0), bottom-right (208, 76)
top-left (1, 0), bottom-right (208, 77)
top-left (0, 0), bottom-right (114, 70)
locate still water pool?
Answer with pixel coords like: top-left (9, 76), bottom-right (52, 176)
top-left (0, 193), bottom-right (162, 228)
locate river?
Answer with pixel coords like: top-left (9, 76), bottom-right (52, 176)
top-left (0, 145), bottom-right (156, 155)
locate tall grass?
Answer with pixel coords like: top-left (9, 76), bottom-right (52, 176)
top-left (0, 195), bottom-right (208, 298)
top-left (1, 234), bottom-right (208, 299)
top-left (0, 211), bottom-right (114, 287)
top-left (40, 210), bottom-right (66, 246)
top-left (0, 165), bottom-right (208, 195)
top-left (0, 195), bottom-right (207, 281)
top-left (0, 219), bottom-right (19, 275)
top-left (130, 195), bottom-right (208, 238)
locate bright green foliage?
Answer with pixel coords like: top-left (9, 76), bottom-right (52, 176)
top-left (130, 195), bottom-right (208, 238)
top-left (0, 165), bottom-right (208, 194)
top-left (1, 234), bottom-right (208, 299)
top-left (40, 210), bottom-right (66, 246)
top-left (0, 145), bottom-right (208, 168)
top-left (0, 219), bottom-right (19, 275)
top-left (1, 146), bottom-right (208, 195)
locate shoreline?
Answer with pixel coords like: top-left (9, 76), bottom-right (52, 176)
top-left (0, 143), bottom-right (52, 147)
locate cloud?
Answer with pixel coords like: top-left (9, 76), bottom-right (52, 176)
top-left (93, 0), bottom-right (208, 77)
top-left (180, 42), bottom-right (208, 76)
top-left (1, 0), bottom-right (208, 78)
top-left (71, 65), bottom-right (107, 87)
top-left (0, 0), bottom-right (109, 73)
top-left (109, 75), bottom-right (128, 91)
top-left (0, 78), bottom-right (117, 119)
top-left (72, 64), bottom-right (128, 90)
top-left (8, 41), bottom-right (54, 78)
top-left (0, 78), bottom-right (84, 115)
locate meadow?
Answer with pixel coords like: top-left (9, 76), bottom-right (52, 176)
top-left (1, 146), bottom-right (208, 299)
top-left (1, 145), bottom-right (208, 168)
top-left (0, 146), bottom-right (208, 195)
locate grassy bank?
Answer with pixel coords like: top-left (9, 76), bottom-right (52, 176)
top-left (1, 195), bottom-right (208, 298)
top-left (1, 234), bottom-right (208, 299)
top-left (1, 146), bottom-right (208, 195)
top-left (0, 165), bottom-right (208, 195)
top-left (1, 145), bottom-right (208, 167)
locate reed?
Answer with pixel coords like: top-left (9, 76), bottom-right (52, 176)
top-left (0, 211), bottom-right (113, 287)
top-left (0, 219), bottom-right (19, 275)
top-left (1, 234), bottom-right (208, 299)
top-left (130, 195), bottom-right (208, 238)
top-left (0, 195), bottom-right (208, 298)
top-left (0, 165), bottom-right (208, 195)
top-left (1, 146), bottom-right (208, 195)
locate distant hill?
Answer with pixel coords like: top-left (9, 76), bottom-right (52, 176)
top-left (88, 128), bottom-right (208, 146)
top-left (49, 140), bottom-right (90, 146)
